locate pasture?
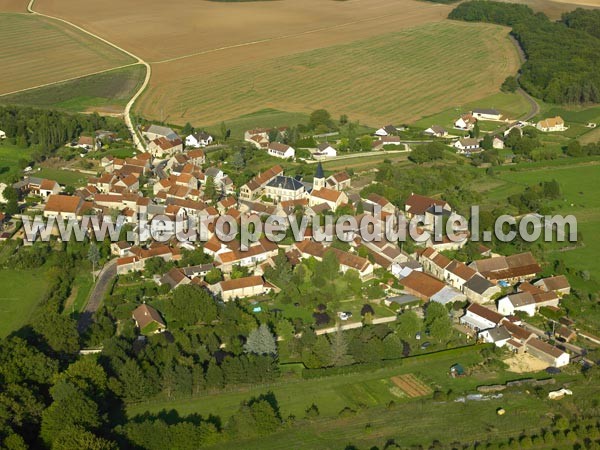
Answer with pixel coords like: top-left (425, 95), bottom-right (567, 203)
top-left (0, 64), bottom-right (145, 114)
top-left (483, 161), bottom-right (600, 280)
top-left (0, 13), bottom-right (134, 96)
top-left (0, 142), bottom-right (34, 182)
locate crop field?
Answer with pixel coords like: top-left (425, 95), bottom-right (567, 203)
top-left (138, 21), bottom-right (519, 127)
top-left (0, 13), bottom-right (134, 96)
top-left (391, 374), bottom-right (433, 398)
top-left (0, 64), bottom-right (145, 114)
top-left (36, 0), bottom-right (452, 62)
top-left (0, 0), bottom-right (27, 12)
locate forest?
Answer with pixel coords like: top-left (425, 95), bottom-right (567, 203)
top-left (449, 1), bottom-right (600, 103)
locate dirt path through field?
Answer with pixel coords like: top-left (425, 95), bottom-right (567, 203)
top-left (25, 0), bottom-right (149, 151)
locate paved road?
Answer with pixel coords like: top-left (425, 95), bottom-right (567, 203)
top-left (27, 0), bottom-right (150, 152)
top-left (77, 259), bottom-right (117, 333)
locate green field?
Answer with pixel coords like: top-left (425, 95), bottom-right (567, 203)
top-left (0, 269), bottom-right (49, 337)
top-left (205, 109), bottom-right (310, 140)
top-left (482, 160), bottom-right (600, 280)
top-left (128, 346), bottom-right (546, 421)
top-left (0, 64), bottom-right (145, 114)
top-left (414, 92), bottom-right (532, 131)
top-left (0, 13), bottom-right (134, 96)
top-left (0, 142), bottom-right (34, 182)
top-left (127, 345), bottom-right (582, 448)
top-left (139, 21), bottom-right (520, 128)
top-left (36, 167), bottom-right (90, 187)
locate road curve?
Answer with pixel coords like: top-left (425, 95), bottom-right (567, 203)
top-left (26, 0), bottom-right (150, 152)
top-left (77, 259), bottom-right (117, 333)
top-left (508, 35), bottom-right (540, 122)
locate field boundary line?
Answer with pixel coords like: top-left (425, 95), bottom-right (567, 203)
top-left (26, 0), bottom-right (150, 152)
top-left (0, 63), bottom-right (140, 98)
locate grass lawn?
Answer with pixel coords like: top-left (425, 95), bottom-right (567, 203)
top-left (0, 268), bottom-right (49, 337)
top-left (1, 64), bottom-right (145, 114)
top-left (36, 167), bottom-right (90, 187)
top-left (0, 142), bottom-right (34, 182)
top-left (64, 270), bottom-right (94, 316)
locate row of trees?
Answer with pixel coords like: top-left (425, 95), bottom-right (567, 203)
top-left (0, 106), bottom-right (129, 157)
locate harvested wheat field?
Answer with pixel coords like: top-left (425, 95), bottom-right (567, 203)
top-left (36, 0), bottom-right (452, 62)
top-left (0, 0), bottom-right (27, 12)
top-left (0, 13), bottom-right (134, 95)
top-left (391, 374), bottom-right (432, 398)
top-left (139, 21), bottom-right (520, 127)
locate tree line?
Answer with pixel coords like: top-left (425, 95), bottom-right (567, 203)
top-left (0, 105), bottom-right (130, 159)
top-left (449, 1), bottom-right (600, 103)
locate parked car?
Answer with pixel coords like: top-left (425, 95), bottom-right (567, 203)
top-left (420, 341), bottom-right (431, 350)
top-left (338, 311), bottom-right (353, 321)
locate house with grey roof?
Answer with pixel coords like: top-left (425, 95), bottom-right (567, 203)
top-left (265, 175), bottom-right (306, 204)
top-left (143, 124), bottom-right (180, 142)
top-left (463, 274), bottom-right (501, 304)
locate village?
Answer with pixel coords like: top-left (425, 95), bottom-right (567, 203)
top-left (0, 105), bottom-right (592, 376)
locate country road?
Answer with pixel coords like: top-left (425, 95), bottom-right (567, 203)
top-left (508, 35), bottom-right (540, 122)
top-left (77, 259), bottom-right (117, 333)
top-left (26, 0), bottom-right (150, 152)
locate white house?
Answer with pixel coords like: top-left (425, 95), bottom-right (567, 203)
top-left (472, 109), bottom-right (502, 121)
top-left (493, 137), bottom-right (505, 149)
top-left (460, 303), bottom-right (504, 332)
top-left (527, 338), bottom-right (570, 368)
top-left (213, 276), bottom-right (272, 301)
top-left (0, 130), bottom-right (6, 139)
top-left (454, 138), bottom-right (480, 153)
top-left (424, 126), bottom-right (448, 137)
top-left (315, 142), bottom-right (337, 157)
top-left (536, 116), bottom-right (567, 132)
top-left (375, 125), bottom-right (399, 136)
top-left (267, 142), bottom-right (295, 159)
top-left (454, 114), bottom-right (476, 130)
top-left (479, 326), bottom-right (511, 347)
top-left (497, 292), bottom-right (536, 317)
top-left (185, 132), bottom-right (213, 148)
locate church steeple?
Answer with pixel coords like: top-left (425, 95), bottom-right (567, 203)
top-left (313, 162), bottom-right (325, 190)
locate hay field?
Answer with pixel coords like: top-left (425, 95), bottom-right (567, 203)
top-left (138, 21), bottom-right (520, 126)
top-left (0, 13), bottom-right (135, 95)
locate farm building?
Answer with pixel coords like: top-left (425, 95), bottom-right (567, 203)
top-left (472, 108), bottom-right (501, 121)
top-left (526, 338), bottom-right (570, 368)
